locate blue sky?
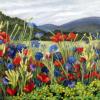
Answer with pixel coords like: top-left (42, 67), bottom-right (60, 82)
top-left (0, 0), bottom-right (100, 25)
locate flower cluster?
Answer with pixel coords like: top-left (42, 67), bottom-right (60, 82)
top-left (50, 32), bottom-right (77, 42)
top-left (0, 31), bottom-right (100, 97)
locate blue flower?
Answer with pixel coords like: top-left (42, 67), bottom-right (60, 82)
top-left (95, 49), bottom-right (100, 55)
top-left (68, 81), bottom-right (75, 88)
top-left (54, 68), bottom-right (61, 77)
top-left (30, 64), bottom-right (36, 71)
top-left (6, 63), bottom-right (14, 70)
top-left (2, 77), bottom-right (9, 85)
top-left (53, 52), bottom-right (63, 61)
top-left (7, 44), bottom-right (17, 58)
top-left (63, 80), bottom-right (70, 86)
top-left (0, 59), bottom-right (3, 64)
top-left (49, 44), bottom-right (58, 53)
top-left (35, 52), bottom-right (43, 61)
top-left (67, 56), bottom-right (76, 64)
top-left (16, 44), bottom-right (27, 52)
top-left (31, 40), bottom-right (40, 48)
top-left (0, 40), bottom-right (3, 44)
top-left (65, 63), bottom-right (73, 72)
top-left (34, 32), bottom-right (44, 38)
top-left (41, 67), bottom-right (49, 74)
top-left (63, 80), bottom-right (75, 88)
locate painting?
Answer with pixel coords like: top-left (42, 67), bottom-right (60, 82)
top-left (0, 0), bottom-right (100, 99)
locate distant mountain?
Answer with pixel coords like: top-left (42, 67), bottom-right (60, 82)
top-left (38, 24), bottom-right (58, 32)
top-left (38, 17), bottom-right (100, 32)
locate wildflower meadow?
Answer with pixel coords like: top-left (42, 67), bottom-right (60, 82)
top-left (0, 22), bottom-right (100, 100)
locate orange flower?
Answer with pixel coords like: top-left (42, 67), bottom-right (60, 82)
top-left (66, 32), bottom-right (77, 41)
top-left (54, 59), bottom-right (64, 67)
top-left (51, 32), bottom-right (67, 42)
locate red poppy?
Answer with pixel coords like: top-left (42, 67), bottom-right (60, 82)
top-left (77, 73), bottom-right (81, 79)
top-left (0, 32), bottom-right (10, 43)
top-left (80, 57), bottom-right (86, 63)
top-left (29, 57), bottom-right (34, 64)
top-left (76, 47), bottom-right (84, 53)
top-left (96, 73), bottom-right (100, 79)
top-left (84, 74), bottom-right (89, 79)
top-left (39, 62), bottom-right (45, 67)
top-left (0, 50), bottom-right (3, 57)
top-left (74, 64), bottom-right (80, 72)
top-left (13, 56), bottom-right (21, 65)
top-left (0, 36), bottom-right (3, 40)
top-left (6, 88), bottom-right (17, 96)
top-left (23, 82), bottom-right (35, 93)
top-left (0, 88), bottom-right (2, 93)
top-left (45, 53), bottom-right (52, 60)
top-left (57, 77), bottom-right (65, 83)
top-left (34, 61), bottom-right (45, 68)
top-left (67, 73), bottom-right (75, 80)
top-left (89, 71), bottom-right (98, 78)
top-left (37, 73), bottom-right (50, 83)
top-left (23, 49), bottom-right (28, 56)
top-left (54, 59), bottom-right (64, 67)
top-left (92, 64), bottom-right (97, 70)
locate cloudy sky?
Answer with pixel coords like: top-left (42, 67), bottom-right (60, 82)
top-left (0, 0), bottom-right (100, 25)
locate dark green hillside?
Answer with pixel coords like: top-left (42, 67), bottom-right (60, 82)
top-left (0, 11), bottom-right (47, 40)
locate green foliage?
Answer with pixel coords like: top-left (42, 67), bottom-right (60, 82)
top-left (5, 80), bottom-right (100, 100)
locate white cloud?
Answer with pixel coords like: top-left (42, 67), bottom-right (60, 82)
top-left (0, 0), bottom-right (100, 25)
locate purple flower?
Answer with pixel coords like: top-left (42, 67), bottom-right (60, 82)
top-left (30, 64), bottom-right (36, 72)
top-left (68, 81), bottom-right (75, 88)
top-left (2, 77), bottom-right (9, 85)
top-left (65, 63), bottom-right (73, 72)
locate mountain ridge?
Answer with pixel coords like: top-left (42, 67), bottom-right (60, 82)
top-left (38, 17), bottom-right (100, 32)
